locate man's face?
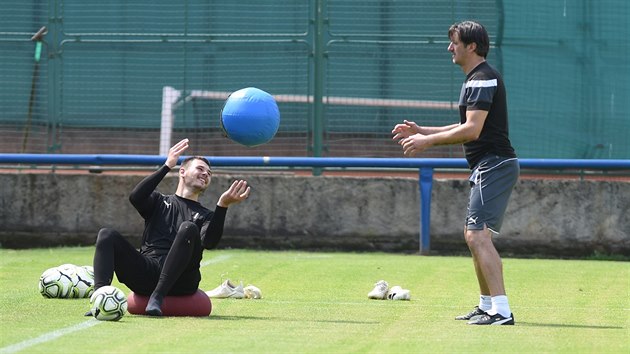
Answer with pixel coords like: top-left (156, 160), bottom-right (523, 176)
top-left (181, 159), bottom-right (211, 191)
top-left (447, 32), bottom-right (471, 66)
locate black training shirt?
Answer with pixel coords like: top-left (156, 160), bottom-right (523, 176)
top-left (458, 61), bottom-right (516, 168)
top-left (129, 165), bottom-right (228, 257)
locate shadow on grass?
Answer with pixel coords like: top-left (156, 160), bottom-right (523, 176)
top-left (209, 315), bottom-right (380, 325)
top-left (517, 322), bottom-right (623, 329)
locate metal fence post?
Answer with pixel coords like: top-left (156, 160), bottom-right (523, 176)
top-left (312, 0), bottom-right (325, 176)
top-left (419, 168), bottom-right (434, 255)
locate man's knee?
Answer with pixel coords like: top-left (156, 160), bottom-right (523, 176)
top-left (464, 227), bottom-right (492, 249)
top-left (95, 228), bottom-right (121, 246)
top-left (173, 221), bottom-right (201, 247)
top-left (178, 221), bottom-right (199, 235)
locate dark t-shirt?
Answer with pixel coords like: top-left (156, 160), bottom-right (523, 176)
top-left (458, 61), bottom-right (516, 168)
top-left (129, 165), bottom-right (227, 257)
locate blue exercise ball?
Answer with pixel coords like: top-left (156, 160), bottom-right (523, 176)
top-left (220, 87), bottom-right (280, 147)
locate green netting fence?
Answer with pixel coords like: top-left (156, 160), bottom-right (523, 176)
top-left (1, 0), bottom-right (628, 158)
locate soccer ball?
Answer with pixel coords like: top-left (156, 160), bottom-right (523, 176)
top-left (220, 87), bottom-right (280, 147)
top-left (57, 263), bottom-right (77, 274)
top-left (70, 266), bottom-right (95, 299)
top-left (39, 267), bottom-right (73, 298)
top-left (90, 286), bottom-right (128, 321)
top-left (82, 265), bottom-right (94, 279)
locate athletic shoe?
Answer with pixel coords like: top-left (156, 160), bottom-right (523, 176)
top-left (468, 312), bottom-right (515, 325)
top-left (387, 286), bottom-right (410, 301)
top-left (368, 280), bottom-right (389, 300)
top-left (145, 293), bottom-right (164, 316)
top-left (145, 306), bottom-right (163, 317)
top-left (244, 285), bottom-right (262, 299)
top-left (205, 280), bottom-right (244, 299)
top-left (84, 310), bottom-right (93, 317)
top-left (455, 306), bottom-right (486, 321)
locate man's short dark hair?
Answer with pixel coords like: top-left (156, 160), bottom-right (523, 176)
top-left (181, 156), bottom-right (211, 170)
top-left (448, 21), bottom-right (490, 58)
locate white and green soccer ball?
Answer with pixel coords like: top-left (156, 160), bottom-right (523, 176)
top-left (90, 286), bottom-right (128, 321)
top-left (81, 265), bottom-right (94, 279)
top-left (56, 263), bottom-right (77, 274)
top-left (69, 265), bottom-right (95, 299)
top-left (38, 267), bottom-right (74, 298)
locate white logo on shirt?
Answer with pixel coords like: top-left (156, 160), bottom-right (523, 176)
top-left (467, 216), bottom-right (478, 225)
top-left (465, 79), bottom-right (497, 88)
top-left (163, 200), bottom-right (171, 208)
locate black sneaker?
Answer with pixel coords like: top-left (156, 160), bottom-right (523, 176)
top-left (144, 293), bottom-right (164, 317)
top-left (455, 306), bottom-right (486, 320)
top-left (84, 310), bottom-right (93, 317)
top-left (468, 312), bottom-right (515, 325)
top-left (145, 307), bottom-right (163, 317)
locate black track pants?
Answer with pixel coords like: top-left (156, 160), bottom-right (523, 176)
top-left (92, 221), bottom-right (202, 296)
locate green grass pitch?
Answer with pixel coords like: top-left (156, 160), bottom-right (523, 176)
top-left (0, 247), bottom-right (628, 353)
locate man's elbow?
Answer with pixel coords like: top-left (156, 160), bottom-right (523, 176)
top-left (203, 243), bottom-right (218, 250)
top-left (462, 130), bottom-right (481, 143)
top-left (202, 238), bottom-right (220, 250)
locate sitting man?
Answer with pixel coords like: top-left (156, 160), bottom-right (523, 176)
top-left (87, 138), bottom-right (250, 316)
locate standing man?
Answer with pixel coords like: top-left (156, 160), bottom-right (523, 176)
top-left (392, 21), bottom-right (518, 325)
top-left (88, 138), bottom-right (250, 316)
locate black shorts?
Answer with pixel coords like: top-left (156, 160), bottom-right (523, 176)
top-left (465, 154), bottom-right (519, 234)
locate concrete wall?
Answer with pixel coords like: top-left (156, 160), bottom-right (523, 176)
top-left (1, 172), bottom-right (628, 257)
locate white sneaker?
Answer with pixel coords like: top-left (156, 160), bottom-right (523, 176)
top-left (243, 285), bottom-right (262, 299)
top-left (205, 280), bottom-right (244, 299)
top-left (368, 280), bottom-right (389, 299)
top-left (387, 285), bottom-right (410, 300)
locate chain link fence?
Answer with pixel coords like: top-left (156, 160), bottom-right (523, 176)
top-left (1, 0), bottom-right (627, 159)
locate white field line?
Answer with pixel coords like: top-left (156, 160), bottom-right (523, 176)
top-left (0, 320), bottom-right (101, 354)
top-left (0, 254), bottom-right (233, 354)
top-left (200, 254), bottom-right (232, 267)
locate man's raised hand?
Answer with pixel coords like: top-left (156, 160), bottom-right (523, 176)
top-left (165, 138), bottom-right (190, 169)
top-left (217, 180), bottom-right (251, 208)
